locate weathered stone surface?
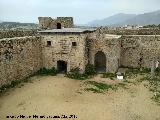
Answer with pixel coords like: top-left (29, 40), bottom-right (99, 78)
top-left (1, 27), bottom-right (160, 87)
top-left (87, 33), bottom-right (121, 73)
top-left (0, 30), bottom-right (36, 39)
top-left (0, 36), bottom-right (42, 86)
top-left (41, 33), bottom-right (86, 72)
top-left (96, 27), bottom-right (160, 35)
top-left (38, 17), bottom-right (73, 29)
top-left (120, 35), bottom-right (160, 68)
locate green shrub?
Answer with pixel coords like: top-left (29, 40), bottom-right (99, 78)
top-left (10, 80), bottom-right (21, 88)
top-left (67, 68), bottom-right (87, 80)
top-left (141, 68), bottom-right (151, 73)
top-left (0, 80), bottom-right (22, 93)
top-left (36, 67), bottom-right (57, 76)
top-left (85, 64), bottom-right (96, 76)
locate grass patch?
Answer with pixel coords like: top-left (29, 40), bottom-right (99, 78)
top-left (142, 76), bottom-right (160, 105)
top-left (102, 73), bottom-right (116, 80)
top-left (84, 80), bottom-right (129, 93)
top-left (84, 81), bottom-right (113, 93)
top-left (87, 81), bottom-right (113, 90)
top-left (0, 78), bottom-right (31, 94)
top-left (125, 68), bottom-right (151, 79)
top-left (85, 88), bottom-right (103, 93)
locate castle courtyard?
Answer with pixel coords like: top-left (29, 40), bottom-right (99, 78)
top-left (0, 75), bottom-right (160, 120)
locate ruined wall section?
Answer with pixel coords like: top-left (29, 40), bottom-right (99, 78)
top-left (0, 36), bottom-right (42, 86)
top-left (97, 27), bottom-right (160, 35)
top-left (38, 17), bottom-right (74, 29)
top-left (41, 33), bottom-right (86, 72)
top-left (0, 30), bottom-right (37, 39)
top-left (87, 32), bottom-right (121, 73)
top-left (56, 17), bottom-right (74, 28)
top-left (120, 35), bottom-right (160, 68)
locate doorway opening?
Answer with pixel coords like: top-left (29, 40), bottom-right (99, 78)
top-left (57, 60), bottom-right (67, 73)
top-left (95, 51), bottom-right (106, 72)
top-left (57, 23), bottom-right (62, 29)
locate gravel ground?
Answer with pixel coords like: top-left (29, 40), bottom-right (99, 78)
top-left (0, 75), bottom-right (160, 120)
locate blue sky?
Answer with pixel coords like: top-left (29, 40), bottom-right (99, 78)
top-left (0, 0), bottom-right (160, 24)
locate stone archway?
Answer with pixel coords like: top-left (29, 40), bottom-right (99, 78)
top-left (95, 51), bottom-right (106, 72)
top-left (57, 60), bottom-right (67, 73)
top-left (57, 23), bottom-right (62, 29)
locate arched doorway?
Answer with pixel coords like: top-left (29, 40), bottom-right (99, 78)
top-left (57, 60), bottom-right (67, 73)
top-left (57, 23), bottom-right (61, 29)
top-left (95, 51), bottom-right (106, 72)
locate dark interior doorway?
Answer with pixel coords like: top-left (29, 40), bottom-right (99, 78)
top-left (57, 23), bottom-right (62, 29)
top-left (57, 60), bottom-right (67, 73)
top-left (95, 51), bottom-right (106, 72)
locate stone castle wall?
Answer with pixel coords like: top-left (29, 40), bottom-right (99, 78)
top-left (41, 33), bottom-right (86, 72)
top-left (120, 35), bottom-right (160, 68)
top-left (0, 36), bottom-right (42, 86)
top-left (87, 33), bottom-right (121, 73)
top-left (0, 30), bottom-right (37, 39)
top-left (38, 17), bottom-right (74, 29)
top-left (98, 27), bottom-right (160, 35)
top-left (1, 27), bottom-right (160, 87)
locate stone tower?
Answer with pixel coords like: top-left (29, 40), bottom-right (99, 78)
top-left (38, 17), bottom-right (74, 29)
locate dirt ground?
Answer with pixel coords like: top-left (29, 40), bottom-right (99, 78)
top-left (0, 74), bottom-right (160, 120)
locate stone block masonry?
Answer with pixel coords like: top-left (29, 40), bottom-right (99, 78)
top-left (1, 27), bottom-right (160, 87)
top-left (41, 33), bottom-right (86, 73)
top-left (120, 35), bottom-right (160, 68)
top-left (0, 36), bottom-right (42, 86)
top-left (0, 30), bottom-right (37, 39)
top-left (38, 17), bottom-right (74, 29)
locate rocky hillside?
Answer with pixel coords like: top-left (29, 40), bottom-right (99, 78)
top-left (0, 22), bottom-right (38, 30)
top-left (88, 10), bottom-right (160, 26)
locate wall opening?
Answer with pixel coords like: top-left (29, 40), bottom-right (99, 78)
top-left (57, 23), bottom-right (62, 29)
top-left (57, 60), bottom-right (67, 73)
top-left (72, 42), bottom-right (77, 47)
top-left (47, 41), bottom-right (51, 47)
top-left (95, 51), bottom-right (106, 72)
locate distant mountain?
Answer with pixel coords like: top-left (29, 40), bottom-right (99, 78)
top-left (0, 22), bottom-right (38, 29)
top-left (88, 13), bottom-right (136, 26)
top-left (0, 20), bottom-right (2, 23)
top-left (119, 10), bottom-right (160, 26)
top-left (87, 10), bottom-right (160, 26)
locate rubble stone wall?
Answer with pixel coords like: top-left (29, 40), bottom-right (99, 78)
top-left (41, 33), bottom-right (86, 72)
top-left (0, 36), bottom-right (42, 86)
top-left (38, 17), bottom-right (74, 29)
top-left (0, 30), bottom-right (37, 39)
top-left (87, 33), bottom-right (121, 73)
top-left (97, 27), bottom-right (160, 35)
top-left (120, 35), bottom-right (160, 68)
